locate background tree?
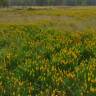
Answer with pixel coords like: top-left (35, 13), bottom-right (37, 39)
top-left (1, 0), bottom-right (96, 7)
top-left (0, 0), bottom-right (8, 7)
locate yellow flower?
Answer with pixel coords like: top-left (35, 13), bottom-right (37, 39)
top-left (13, 92), bottom-right (15, 96)
top-left (90, 88), bottom-right (96, 93)
top-left (90, 80), bottom-right (96, 83)
top-left (18, 80), bottom-right (24, 86)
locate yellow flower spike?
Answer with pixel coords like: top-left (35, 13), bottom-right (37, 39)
top-left (13, 92), bottom-right (15, 96)
top-left (29, 86), bottom-right (32, 95)
top-left (18, 80), bottom-right (23, 86)
top-left (28, 95), bottom-right (32, 96)
top-left (17, 94), bottom-right (21, 96)
top-left (88, 77), bottom-right (91, 82)
top-left (90, 87), bottom-right (96, 93)
top-left (3, 89), bottom-right (6, 94)
top-left (90, 80), bottom-right (96, 83)
top-left (6, 53), bottom-right (11, 59)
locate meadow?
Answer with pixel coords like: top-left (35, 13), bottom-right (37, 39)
top-left (0, 7), bottom-right (96, 96)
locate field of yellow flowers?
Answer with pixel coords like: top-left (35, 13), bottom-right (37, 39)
top-left (0, 7), bottom-right (96, 96)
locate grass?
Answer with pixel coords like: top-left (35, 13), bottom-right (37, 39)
top-left (0, 7), bottom-right (96, 96)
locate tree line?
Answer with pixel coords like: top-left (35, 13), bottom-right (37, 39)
top-left (0, 0), bottom-right (96, 7)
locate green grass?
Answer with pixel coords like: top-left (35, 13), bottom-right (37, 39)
top-left (0, 7), bottom-right (96, 96)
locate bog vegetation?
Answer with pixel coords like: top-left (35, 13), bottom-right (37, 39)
top-left (0, 7), bottom-right (96, 96)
